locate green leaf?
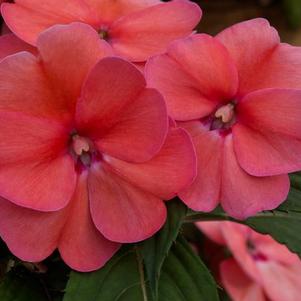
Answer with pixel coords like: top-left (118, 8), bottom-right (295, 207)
top-left (0, 271), bottom-right (48, 301)
top-left (63, 237), bottom-right (219, 301)
top-left (63, 247), bottom-right (146, 301)
top-left (140, 199), bottom-right (187, 299)
top-left (158, 236), bottom-right (219, 301)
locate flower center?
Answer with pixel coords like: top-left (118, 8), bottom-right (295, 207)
top-left (70, 134), bottom-right (95, 168)
top-left (210, 102), bottom-right (236, 131)
top-left (98, 26), bottom-right (109, 40)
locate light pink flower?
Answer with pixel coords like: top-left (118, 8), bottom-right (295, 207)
top-left (0, 22), bottom-right (196, 271)
top-left (1, 0), bottom-right (201, 62)
top-left (146, 18), bottom-right (301, 219)
top-left (197, 221), bottom-right (301, 301)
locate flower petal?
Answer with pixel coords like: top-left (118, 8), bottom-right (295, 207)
top-left (0, 173), bottom-right (120, 272)
top-left (0, 33), bottom-right (36, 60)
top-left (106, 126), bottom-right (196, 200)
top-left (84, 0), bottom-right (161, 23)
top-left (77, 57), bottom-right (168, 162)
top-left (88, 163), bottom-right (167, 243)
top-left (234, 89), bottom-right (301, 176)
top-left (257, 261), bottom-right (301, 301)
top-left (0, 197), bottom-right (67, 262)
top-left (217, 18), bottom-right (280, 97)
top-left (179, 122), bottom-right (222, 212)
top-left (0, 111), bottom-right (76, 211)
top-left (221, 135), bottom-right (290, 219)
top-left (220, 259), bottom-right (266, 301)
top-left (0, 52), bottom-right (68, 120)
top-left (37, 23), bottom-right (113, 115)
top-left (109, 0), bottom-right (202, 61)
top-left (146, 54), bottom-right (220, 121)
top-left (196, 221), bottom-right (226, 245)
top-left (1, 0), bottom-right (97, 45)
top-left (59, 172), bottom-right (121, 272)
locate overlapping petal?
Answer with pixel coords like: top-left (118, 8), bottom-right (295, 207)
top-left (0, 173), bottom-right (120, 272)
top-left (221, 135), bottom-right (290, 219)
top-left (234, 89), bottom-right (301, 176)
top-left (77, 57), bottom-right (168, 163)
top-left (88, 163), bottom-right (167, 243)
top-left (178, 122), bottom-right (222, 212)
top-left (109, 0), bottom-right (202, 61)
top-left (146, 34), bottom-right (238, 120)
top-left (1, 0), bottom-right (97, 45)
top-left (217, 18), bottom-right (280, 97)
top-left (221, 259), bottom-right (266, 301)
top-left (107, 126), bottom-right (196, 200)
top-left (37, 22), bottom-right (113, 114)
top-left (0, 33), bottom-right (36, 60)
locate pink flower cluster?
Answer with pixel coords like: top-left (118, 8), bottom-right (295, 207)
top-left (198, 221), bottom-right (301, 301)
top-left (0, 0), bottom-right (300, 272)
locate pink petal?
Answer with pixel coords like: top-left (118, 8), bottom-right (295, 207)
top-left (88, 163), bottom-right (167, 243)
top-left (221, 135), bottom-right (290, 219)
top-left (217, 18), bottom-right (280, 97)
top-left (195, 221), bottom-right (226, 245)
top-left (105, 126), bottom-right (196, 200)
top-left (246, 43), bottom-right (301, 91)
top-left (0, 173), bottom-right (120, 272)
top-left (146, 54), bottom-right (221, 121)
top-left (0, 52), bottom-right (69, 120)
top-left (77, 57), bottom-right (168, 162)
top-left (220, 222), bottom-right (261, 283)
top-left (0, 111), bottom-right (76, 211)
top-left (0, 33), bottom-right (36, 60)
top-left (257, 261), bottom-right (301, 301)
top-left (37, 23), bottom-right (113, 115)
top-left (234, 89), bottom-right (301, 176)
top-left (252, 232), bottom-right (301, 266)
top-left (178, 122), bottom-right (222, 212)
top-left (0, 197), bottom-right (67, 262)
top-left (59, 172), bottom-right (121, 272)
top-left (109, 0), bottom-right (202, 61)
top-left (220, 259), bottom-right (266, 301)
top-left (1, 0), bottom-right (97, 45)
top-left (167, 34), bottom-right (238, 101)
top-left (84, 0), bottom-right (161, 23)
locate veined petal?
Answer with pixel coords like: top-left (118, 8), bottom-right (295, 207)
top-left (179, 122), bottom-right (223, 212)
top-left (2, 0), bottom-right (98, 45)
top-left (59, 172), bottom-right (120, 272)
top-left (0, 33), bottom-right (36, 60)
top-left (37, 23), bottom-right (113, 114)
top-left (221, 135), bottom-right (290, 219)
top-left (106, 126), bottom-right (196, 199)
top-left (0, 111), bottom-right (76, 211)
top-left (88, 163), bottom-right (167, 243)
top-left (109, 0), bottom-right (202, 61)
top-left (217, 18), bottom-right (280, 97)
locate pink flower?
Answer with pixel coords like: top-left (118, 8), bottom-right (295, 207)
top-left (146, 18), bottom-right (301, 219)
top-left (0, 23), bottom-right (196, 271)
top-left (197, 221), bottom-right (301, 301)
top-left (1, 0), bottom-right (201, 62)
top-left (0, 33), bottom-right (36, 60)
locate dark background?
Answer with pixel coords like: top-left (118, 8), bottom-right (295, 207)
top-left (192, 0), bottom-right (301, 45)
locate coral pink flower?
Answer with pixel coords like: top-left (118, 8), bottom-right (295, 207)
top-left (1, 0), bottom-right (201, 62)
top-left (197, 221), bottom-right (301, 301)
top-left (146, 18), bottom-right (301, 219)
top-left (0, 33), bottom-right (36, 59)
top-left (0, 22), bottom-right (196, 271)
